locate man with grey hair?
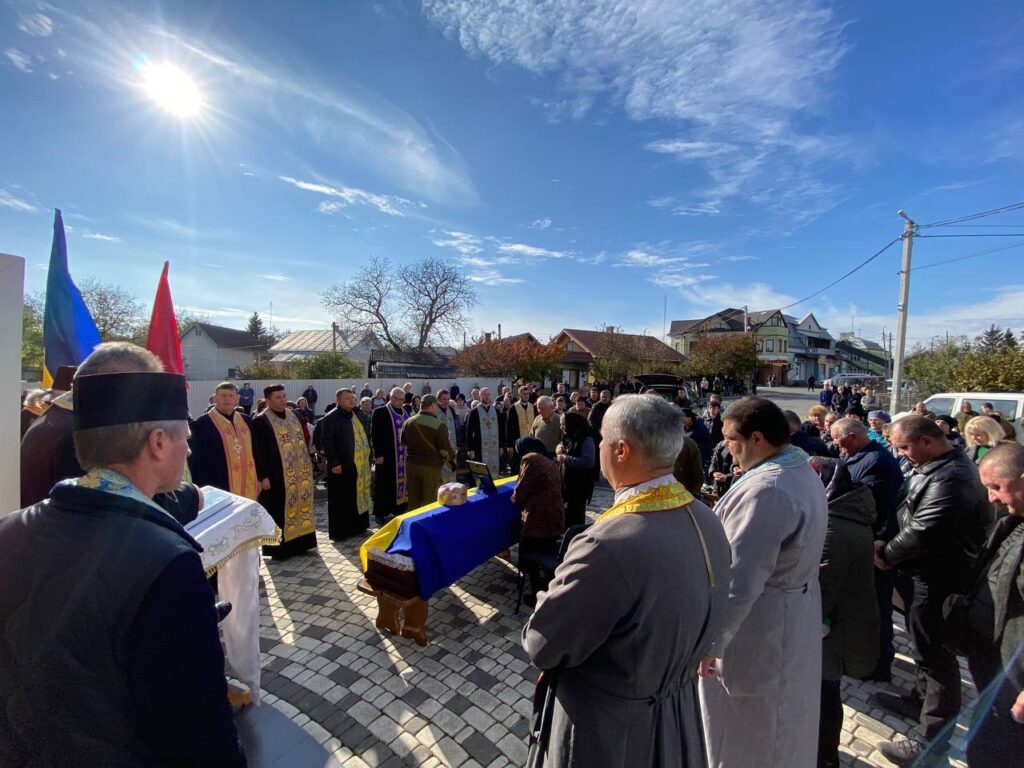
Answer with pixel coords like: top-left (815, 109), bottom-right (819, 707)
top-left (371, 387), bottom-right (410, 523)
top-left (524, 395), bottom-right (730, 768)
top-left (0, 370), bottom-right (245, 766)
top-left (963, 443), bottom-right (1024, 766)
top-left (466, 387), bottom-right (503, 477)
top-left (529, 396), bottom-right (560, 457)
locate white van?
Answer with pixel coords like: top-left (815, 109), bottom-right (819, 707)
top-left (893, 392), bottom-right (1024, 444)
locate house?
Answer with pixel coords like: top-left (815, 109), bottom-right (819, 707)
top-left (667, 307), bottom-right (793, 385)
top-left (268, 328), bottom-right (380, 376)
top-left (551, 328), bottom-right (685, 388)
top-left (836, 333), bottom-right (889, 377)
top-left (784, 313), bottom-right (840, 383)
top-left (179, 323), bottom-right (265, 381)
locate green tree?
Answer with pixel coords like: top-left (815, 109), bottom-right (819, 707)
top-left (589, 326), bottom-right (644, 383)
top-left (976, 324), bottom-right (1003, 353)
top-left (77, 277), bottom-right (144, 341)
top-left (1001, 328), bottom-right (1019, 349)
top-left (291, 352), bottom-right (361, 379)
top-left (22, 295), bottom-right (45, 378)
top-left (239, 360), bottom-right (291, 380)
top-left (246, 312), bottom-right (267, 340)
top-left (684, 332), bottom-right (758, 379)
top-left (952, 346), bottom-right (1024, 392)
top-left (904, 340), bottom-right (966, 397)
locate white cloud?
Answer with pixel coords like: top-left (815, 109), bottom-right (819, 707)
top-left (82, 231), bottom-right (121, 242)
top-left (129, 215), bottom-right (199, 238)
top-left (723, 255), bottom-right (757, 262)
top-left (497, 242), bottom-right (569, 259)
top-left (259, 274), bottom-right (291, 282)
top-left (650, 273), bottom-right (718, 289)
top-left (616, 249), bottom-right (694, 268)
top-left (5, 48), bottom-right (32, 73)
top-left (424, 0), bottom-right (848, 226)
top-left (0, 189), bottom-right (38, 212)
top-left (467, 269), bottom-right (526, 286)
top-left (18, 13), bottom-right (53, 37)
top-left (529, 217), bottom-right (552, 230)
top-left (279, 175), bottom-right (415, 217)
top-left (685, 281), bottom-right (798, 311)
top-left (431, 230), bottom-right (484, 255)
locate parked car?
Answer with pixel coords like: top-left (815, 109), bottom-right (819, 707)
top-left (892, 392), bottom-right (1024, 444)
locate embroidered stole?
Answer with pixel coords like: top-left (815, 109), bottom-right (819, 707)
top-left (268, 409), bottom-right (315, 542)
top-left (438, 406), bottom-right (458, 484)
top-left (515, 401), bottom-right (535, 436)
top-left (596, 480), bottom-right (714, 587)
top-left (388, 405), bottom-right (409, 505)
top-left (477, 405), bottom-right (500, 476)
top-left (209, 410), bottom-right (259, 500)
top-left (353, 416), bottom-right (372, 514)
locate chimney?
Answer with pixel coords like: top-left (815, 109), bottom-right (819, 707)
top-left (498, 323), bottom-right (502, 341)
top-left (484, 332), bottom-right (492, 343)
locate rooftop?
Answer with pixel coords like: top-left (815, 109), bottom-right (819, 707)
top-left (182, 322), bottom-right (265, 350)
top-left (558, 328), bottom-right (685, 362)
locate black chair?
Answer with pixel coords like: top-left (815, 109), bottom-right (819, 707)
top-left (514, 524), bottom-right (589, 615)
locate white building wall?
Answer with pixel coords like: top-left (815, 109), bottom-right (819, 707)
top-left (180, 331), bottom-right (256, 380)
top-left (1, 254), bottom-right (25, 515)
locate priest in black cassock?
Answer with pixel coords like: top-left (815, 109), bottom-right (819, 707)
top-left (188, 382), bottom-right (260, 502)
top-left (371, 387), bottom-right (409, 524)
top-left (322, 388), bottom-right (372, 539)
top-left (252, 385), bottom-right (317, 559)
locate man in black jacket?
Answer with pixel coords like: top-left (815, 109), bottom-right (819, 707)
top-left (872, 416), bottom-right (992, 766)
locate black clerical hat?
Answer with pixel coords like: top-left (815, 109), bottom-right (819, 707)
top-left (74, 372), bottom-right (189, 430)
top-left (52, 365), bottom-right (76, 392)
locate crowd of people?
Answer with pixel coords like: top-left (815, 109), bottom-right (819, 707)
top-left (8, 354), bottom-right (1024, 767)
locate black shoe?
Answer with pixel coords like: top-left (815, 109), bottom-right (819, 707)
top-left (877, 738), bottom-right (945, 767)
top-left (871, 691), bottom-right (922, 721)
top-left (859, 665), bottom-right (892, 683)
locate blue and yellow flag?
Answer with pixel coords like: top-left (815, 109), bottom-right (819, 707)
top-left (42, 209), bottom-right (100, 386)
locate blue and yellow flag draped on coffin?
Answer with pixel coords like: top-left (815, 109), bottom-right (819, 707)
top-left (42, 209), bottom-right (101, 387)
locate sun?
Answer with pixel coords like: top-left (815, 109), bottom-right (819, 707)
top-left (142, 62), bottom-right (203, 118)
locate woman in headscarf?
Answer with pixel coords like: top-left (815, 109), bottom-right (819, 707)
top-left (511, 436), bottom-right (564, 604)
top-left (933, 414), bottom-right (967, 452)
top-left (556, 411), bottom-right (596, 529)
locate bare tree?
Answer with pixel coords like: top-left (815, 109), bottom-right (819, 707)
top-left (400, 257), bottom-right (476, 351)
top-left (321, 256), bottom-right (476, 351)
top-left (78, 277), bottom-right (144, 341)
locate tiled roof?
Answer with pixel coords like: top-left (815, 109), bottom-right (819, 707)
top-left (560, 329), bottom-right (685, 362)
top-left (269, 328), bottom-right (377, 354)
top-left (185, 323), bottom-right (265, 349)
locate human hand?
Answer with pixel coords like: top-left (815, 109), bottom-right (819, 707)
top-left (331, 465), bottom-right (342, 475)
top-left (1012, 689), bottom-right (1024, 724)
top-left (873, 540), bottom-right (890, 571)
top-left (468, 451), bottom-right (476, 459)
top-left (712, 472), bottom-right (725, 482)
top-left (375, 457), bottom-right (384, 465)
top-left (731, 466), bottom-right (743, 477)
top-left (698, 656), bottom-right (720, 679)
top-left (260, 478), bottom-right (271, 491)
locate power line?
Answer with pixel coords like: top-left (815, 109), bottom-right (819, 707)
top-left (917, 200), bottom-right (1024, 229)
top-left (778, 236), bottom-right (902, 311)
top-left (916, 233), bottom-right (1024, 238)
top-left (909, 241), bottom-right (1024, 272)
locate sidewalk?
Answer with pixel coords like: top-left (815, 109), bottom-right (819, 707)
top-left (252, 485), bottom-right (973, 767)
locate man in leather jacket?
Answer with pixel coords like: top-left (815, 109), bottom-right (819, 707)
top-left (871, 415), bottom-right (992, 766)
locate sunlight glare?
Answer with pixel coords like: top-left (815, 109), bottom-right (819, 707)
top-left (142, 63), bottom-right (203, 118)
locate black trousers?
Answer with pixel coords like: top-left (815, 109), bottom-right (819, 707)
top-left (818, 678), bottom-right (843, 767)
top-left (520, 536), bottom-right (559, 595)
top-left (874, 568), bottom-right (898, 675)
top-left (907, 576), bottom-right (961, 745)
top-left (966, 650), bottom-right (1024, 768)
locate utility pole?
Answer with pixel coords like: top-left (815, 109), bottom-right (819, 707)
top-left (331, 321), bottom-right (338, 353)
top-left (890, 211), bottom-right (915, 412)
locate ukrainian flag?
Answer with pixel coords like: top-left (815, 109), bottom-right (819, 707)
top-left (42, 209), bottom-right (100, 386)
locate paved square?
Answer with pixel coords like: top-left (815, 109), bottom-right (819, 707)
top-left (252, 482), bottom-right (975, 767)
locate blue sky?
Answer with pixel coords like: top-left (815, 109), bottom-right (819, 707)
top-left (3, 0), bottom-right (1023, 349)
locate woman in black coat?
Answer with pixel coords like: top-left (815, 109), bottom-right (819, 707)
top-left (556, 411), bottom-right (596, 529)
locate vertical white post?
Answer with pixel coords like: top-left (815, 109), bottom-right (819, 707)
top-left (890, 213), bottom-right (915, 413)
top-left (0, 254), bottom-right (26, 515)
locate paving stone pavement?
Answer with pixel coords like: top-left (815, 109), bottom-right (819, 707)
top-left (251, 480), bottom-right (977, 767)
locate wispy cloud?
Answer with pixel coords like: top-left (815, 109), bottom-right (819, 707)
top-left (18, 13), bottom-right (53, 37)
top-left (497, 242), bottom-right (569, 259)
top-left (259, 274), bottom-right (291, 282)
top-left (4, 48), bottom-right (33, 73)
top-left (616, 249), bottom-right (694, 268)
top-left (650, 273), bottom-right (718, 289)
top-left (279, 175), bottom-right (416, 217)
top-left (467, 269), bottom-right (526, 286)
top-left (686, 281), bottom-right (798, 311)
top-left (722, 255), bottom-right (757, 262)
top-left (431, 230), bottom-right (484, 255)
top-left (425, 0), bottom-right (848, 227)
top-left (82, 231), bottom-right (121, 242)
top-left (0, 189), bottom-right (38, 212)
top-left (128, 215), bottom-right (200, 238)
top-left (529, 217), bottom-right (552, 230)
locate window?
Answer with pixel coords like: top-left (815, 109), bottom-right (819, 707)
top-left (566, 340), bottom-right (574, 351)
top-left (766, 339), bottom-right (775, 352)
top-left (924, 397), bottom-right (955, 417)
top-left (981, 399), bottom-right (1019, 423)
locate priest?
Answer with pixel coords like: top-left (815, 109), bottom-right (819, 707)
top-left (435, 388), bottom-right (459, 485)
top-left (371, 387), bottom-right (410, 524)
top-left (466, 386), bottom-right (504, 478)
top-left (505, 384), bottom-right (536, 475)
top-left (322, 388), bottom-right (372, 539)
top-left (188, 382), bottom-right (259, 501)
top-left (252, 384), bottom-right (317, 559)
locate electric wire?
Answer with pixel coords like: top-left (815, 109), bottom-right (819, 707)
top-left (917, 200), bottom-right (1024, 229)
top-left (777, 236), bottom-right (902, 311)
top-left (909, 241), bottom-right (1024, 272)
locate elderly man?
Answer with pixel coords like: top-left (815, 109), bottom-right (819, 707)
top-left (966, 444), bottom-right (1024, 767)
top-left (0, 371), bottom-right (245, 766)
top-left (699, 397), bottom-right (828, 768)
top-left (466, 387), bottom-right (503, 477)
top-left (830, 417), bottom-right (905, 683)
top-left (866, 410), bottom-right (889, 444)
top-left (914, 401), bottom-right (936, 419)
top-left (435, 389), bottom-right (459, 484)
top-left (400, 394), bottom-right (455, 510)
top-left (872, 416), bottom-right (992, 765)
top-left (322, 389), bottom-right (372, 539)
top-left (252, 385), bottom-right (317, 559)
top-left (529, 396), bottom-right (561, 456)
top-left (588, 389), bottom-right (613, 436)
top-left (371, 387), bottom-right (410, 524)
top-left (524, 395), bottom-right (730, 768)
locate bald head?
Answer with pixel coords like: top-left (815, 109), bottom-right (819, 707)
top-left (979, 443), bottom-right (1024, 515)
